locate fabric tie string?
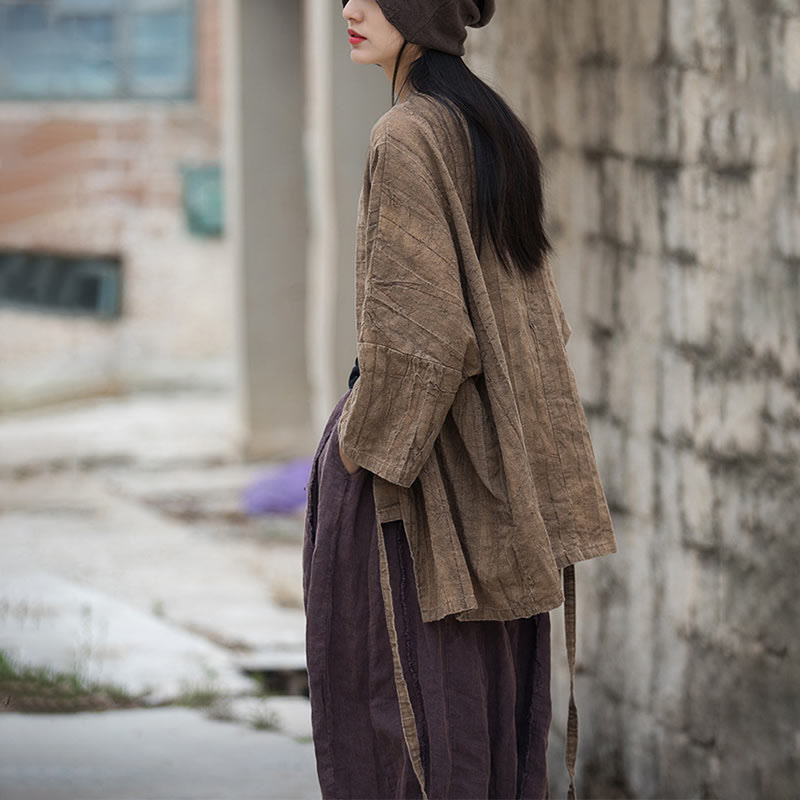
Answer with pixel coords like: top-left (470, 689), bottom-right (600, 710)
top-left (564, 563), bottom-right (578, 800)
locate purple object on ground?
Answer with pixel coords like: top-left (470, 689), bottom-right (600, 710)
top-left (242, 457), bottom-right (314, 515)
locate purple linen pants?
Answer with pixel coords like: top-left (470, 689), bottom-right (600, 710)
top-left (303, 388), bottom-right (552, 800)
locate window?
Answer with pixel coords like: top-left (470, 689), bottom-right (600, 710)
top-left (0, 250), bottom-right (122, 317)
top-left (181, 163), bottom-right (223, 238)
top-left (0, 0), bottom-right (195, 100)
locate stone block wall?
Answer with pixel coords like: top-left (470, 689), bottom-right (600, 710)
top-left (0, 0), bottom-right (231, 411)
top-left (468, 2), bottom-right (800, 797)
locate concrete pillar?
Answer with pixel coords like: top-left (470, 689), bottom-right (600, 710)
top-left (223, 0), bottom-right (388, 458)
top-left (304, 0), bottom-right (388, 432)
top-left (223, 0), bottom-right (311, 458)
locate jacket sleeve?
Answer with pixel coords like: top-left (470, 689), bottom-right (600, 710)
top-left (337, 117), bottom-right (480, 488)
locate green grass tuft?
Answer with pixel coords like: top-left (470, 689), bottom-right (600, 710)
top-left (0, 650), bottom-right (145, 714)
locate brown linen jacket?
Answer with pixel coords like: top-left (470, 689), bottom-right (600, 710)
top-left (338, 88), bottom-right (617, 624)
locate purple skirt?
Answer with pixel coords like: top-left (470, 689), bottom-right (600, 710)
top-left (303, 389), bottom-right (552, 799)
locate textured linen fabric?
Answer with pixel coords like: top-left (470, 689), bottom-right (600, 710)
top-left (304, 388), bottom-right (552, 799)
top-left (337, 88), bottom-right (617, 625)
top-left (374, 0), bottom-right (496, 56)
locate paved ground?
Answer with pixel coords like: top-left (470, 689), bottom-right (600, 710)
top-left (0, 390), bottom-right (321, 799)
top-left (0, 708), bottom-right (320, 800)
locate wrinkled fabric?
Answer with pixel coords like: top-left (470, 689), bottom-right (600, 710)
top-left (337, 88), bottom-right (617, 625)
top-left (303, 390), bottom-right (411, 798)
top-left (304, 389), bottom-right (552, 799)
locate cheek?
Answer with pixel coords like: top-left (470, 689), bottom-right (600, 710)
top-left (384, 29), bottom-right (405, 60)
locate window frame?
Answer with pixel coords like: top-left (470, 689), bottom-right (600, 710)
top-left (0, 0), bottom-right (196, 102)
top-left (0, 248), bottom-right (123, 318)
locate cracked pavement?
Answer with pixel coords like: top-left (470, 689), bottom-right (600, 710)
top-left (0, 390), bottom-right (320, 800)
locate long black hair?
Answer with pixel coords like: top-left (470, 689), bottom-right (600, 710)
top-left (392, 42), bottom-right (551, 277)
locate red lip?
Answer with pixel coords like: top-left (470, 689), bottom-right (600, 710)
top-left (348, 28), bottom-right (366, 40)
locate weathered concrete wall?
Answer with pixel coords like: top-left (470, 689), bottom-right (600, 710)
top-left (0, 0), bottom-right (230, 411)
top-left (468, 2), bottom-right (800, 797)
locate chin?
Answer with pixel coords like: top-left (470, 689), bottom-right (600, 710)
top-left (349, 51), bottom-right (372, 65)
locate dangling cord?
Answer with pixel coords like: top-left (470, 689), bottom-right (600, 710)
top-left (391, 40), bottom-right (409, 106)
top-left (564, 563), bottom-right (578, 799)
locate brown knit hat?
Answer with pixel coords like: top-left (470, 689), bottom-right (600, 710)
top-left (375, 0), bottom-right (496, 57)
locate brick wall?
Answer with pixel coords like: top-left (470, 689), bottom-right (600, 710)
top-left (0, 0), bottom-right (231, 410)
top-left (468, 2), bottom-right (800, 797)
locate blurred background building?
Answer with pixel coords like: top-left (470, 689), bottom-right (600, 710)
top-left (0, 1), bottom-right (798, 799)
top-left (0, 0), bottom-right (229, 412)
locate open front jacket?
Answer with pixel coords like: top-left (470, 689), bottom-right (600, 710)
top-left (337, 89), bottom-right (617, 625)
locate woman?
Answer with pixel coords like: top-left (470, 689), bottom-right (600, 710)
top-left (303, 2), bottom-right (617, 798)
